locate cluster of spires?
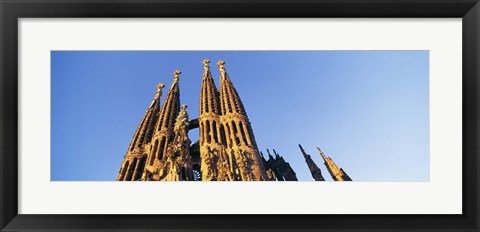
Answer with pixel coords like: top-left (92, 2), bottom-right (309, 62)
top-left (117, 59), bottom-right (352, 181)
top-left (298, 144), bottom-right (352, 181)
top-left (117, 59), bottom-right (268, 181)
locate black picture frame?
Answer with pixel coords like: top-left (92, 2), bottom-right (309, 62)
top-left (1, 0), bottom-right (479, 231)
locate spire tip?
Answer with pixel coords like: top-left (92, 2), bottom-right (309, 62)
top-left (217, 60), bottom-right (226, 73)
top-left (173, 70), bottom-right (182, 82)
top-left (157, 83), bottom-right (165, 89)
top-left (202, 59), bottom-right (210, 75)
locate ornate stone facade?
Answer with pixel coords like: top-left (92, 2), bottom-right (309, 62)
top-left (198, 59), bottom-right (267, 181)
top-left (116, 59), bottom-right (351, 181)
top-left (117, 70), bottom-right (186, 181)
top-left (117, 60), bottom-right (268, 181)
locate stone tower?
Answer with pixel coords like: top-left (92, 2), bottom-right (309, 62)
top-left (198, 59), bottom-right (234, 180)
top-left (217, 60), bottom-right (267, 180)
top-left (116, 83), bottom-right (165, 181)
top-left (116, 70), bottom-right (184, 181)
top-left (317, 147), bottom-right (352, 181)
top-left (198, 59), bottom-right (267, 180)
top-left (298, 144), bottom-right (325, 181)
top-left (144, 70), bottom-right (183, 180)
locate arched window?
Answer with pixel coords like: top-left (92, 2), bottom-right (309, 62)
top-left (232, 121), bottom-right (240, 145)
top-left (206, 120), bottom-right (211, 143)
top-left (150, 139), bottom-right (159, 166)
top-left (125, 158), bottom-right (137, 181)
top-left (158, 113), bottom-right (165, 131)
top-left (239, 121), bottom-right (248, 145)
top-left (204, 87), bottom-right (209, 113)
top-left (212, 121), bottom-right (219, 143)
top-left (158, 136), bottom-right (166, 160)
top-left (220, 124), bottom-right (227, 145)
top-left (200, 122), bottom-right (204, 145)
top-left (134, 155), bottom-right (147, 181)
top-left (119, 161), bottom-right (129, 181)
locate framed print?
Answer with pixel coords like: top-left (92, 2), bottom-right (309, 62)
top-left (1, 0), bottom-right (479, 231)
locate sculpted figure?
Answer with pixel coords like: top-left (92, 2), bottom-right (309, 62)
top-left (174, 104), bottom-right (190, 143)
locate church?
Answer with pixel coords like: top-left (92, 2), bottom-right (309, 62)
top-left (116, 59), bottom-right (351, 181)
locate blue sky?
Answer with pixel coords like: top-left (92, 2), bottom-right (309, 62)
top-left (51, 51), bottom-right (429, 181)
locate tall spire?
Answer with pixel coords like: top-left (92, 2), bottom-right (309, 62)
top-left (217, 60), bottom-right (247, 116)
top-left (298, 144), bottom-right (325, 181)
top-left (143, 70), bottom-right (183, 175)
top-left (116, 83), bottom-right (164, 181)
top-left (317, 147), bottom-right (352, 181)
top-left (155, 70), bottom-right (182, 132)
top-left (217, 60), bottom-right (267, 180)
top-left (200, 59), bottom-right (221, 115)
top-left (130, 83), bottom-right (165, 150)
top-left (199, 59), bottom-right (234, 180)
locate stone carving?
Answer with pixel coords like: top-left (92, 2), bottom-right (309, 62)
top-left (159, 104), bottom-right (193, 181)
top-left (203, 59), bottom-right (210, 71)
top-left (217, 60), bottom-right (226, 74)
top-left (173, 70), bottom-right (181, 82)
top-left (174, 104), bottom-right (189, 142)
top-left (156, 82), bottom-right (165, 95)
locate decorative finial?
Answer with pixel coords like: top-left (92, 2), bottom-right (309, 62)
top-left (217, 60), bottom-right (226, 74)
top-left (181, 104), bottom-right (187, 111)
top-left (203, 59), bottom-right (210, 70)
top-left (173, 70), bottom-right (182, 82)
top-left (317, 147), bottom-right (328, 160)
top-left (157, 83), bottom-right (165, 89)
top-left (154, 82), bottom-right (165, 99)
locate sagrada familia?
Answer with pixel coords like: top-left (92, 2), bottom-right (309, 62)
top-left (116, 59), bottom-right (352, 181)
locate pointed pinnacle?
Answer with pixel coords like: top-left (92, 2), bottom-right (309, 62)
top-left (316, 147), bottom-right (324, 154)
top-left (173, 70), bottom-right (182, 82)
top-left (203, 59), bottom-right (210, 74)
top-left (154, 83), bottom-right (165, 99)
top-left (217, 60), bottom-right (226, 74)
top-left (317, 147), bottom-right (328, 160)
